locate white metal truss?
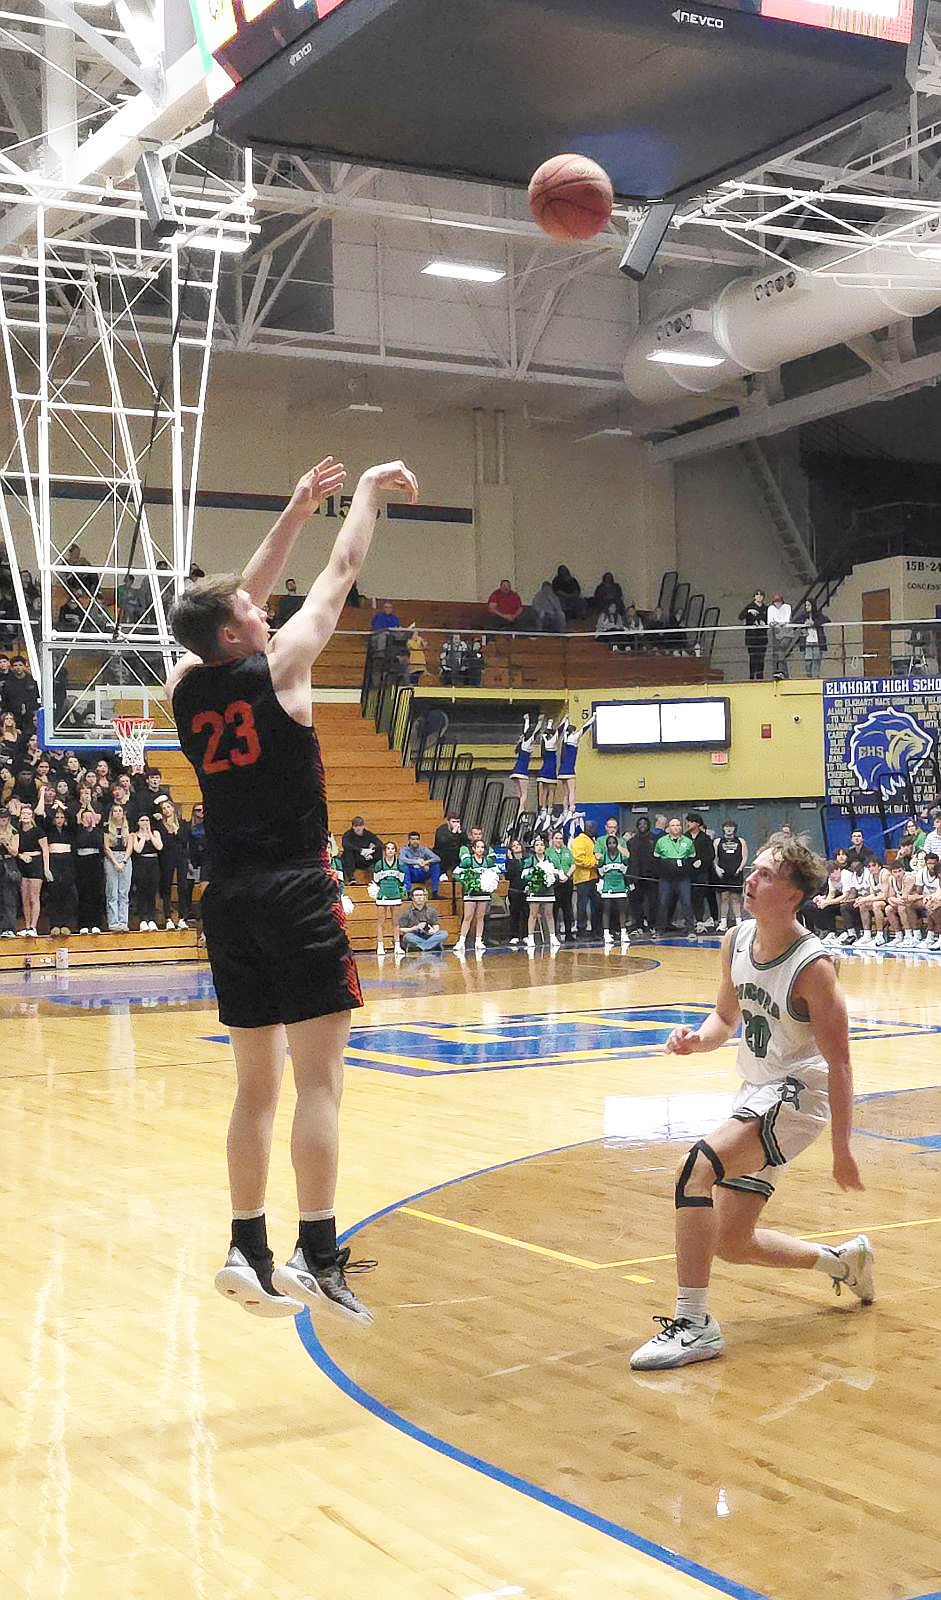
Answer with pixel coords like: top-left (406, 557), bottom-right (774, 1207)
top-left (0, 155), bottom-right (252, 735)
top-left (673, 178), bottom-right (941, 280)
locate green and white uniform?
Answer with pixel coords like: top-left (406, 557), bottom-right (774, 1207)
top-left (458, 844), bottom-right (497, 869)
top-left (597, 856), bottom-right (629, 899)
top-left (523, 861), bottom-right (557, 903)
top-left (726, 923), bottom-right (831, 1198)
top-left (373, 865), bottom-right (406, 905)
top-left (454, 859), bottom-right (494, 902)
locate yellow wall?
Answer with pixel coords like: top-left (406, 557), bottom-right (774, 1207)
top-left (568, 679), bottom-right (824, 802)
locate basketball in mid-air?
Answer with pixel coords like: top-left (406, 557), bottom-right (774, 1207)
top-left (527, 154), bottom-right (614, 242)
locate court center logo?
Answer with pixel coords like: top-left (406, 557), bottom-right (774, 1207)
top-left (848, 708), bottom-right (933, 798)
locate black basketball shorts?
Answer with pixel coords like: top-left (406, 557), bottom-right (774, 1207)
top-left (201, 861), bottom-right (363, 1029)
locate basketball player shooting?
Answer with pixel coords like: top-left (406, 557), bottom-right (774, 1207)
top-left (631, 833), bottom-right (873, 1372)
top-left (166, 454), bottom-right (418, 1325)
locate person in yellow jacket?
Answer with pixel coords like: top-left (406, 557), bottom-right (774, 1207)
top-left (570, 817), bottom-right (601, 941)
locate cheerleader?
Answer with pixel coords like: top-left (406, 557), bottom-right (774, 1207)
top-left (556, 712), bottom-right (596, 812)
top-left (453, 837), bottom-right (499, 954)
top-left (597, 834), bottom-right (631, 948)
top-left (328, 832), bottom-right (355, 918)
top-left (536, 719), bottom-right (560, 812)
top-left (371, 841), bottom-right (406, 955)
top-left (523, 834), bottom-right (560, 950)
top-left (714, 820), bottom-right (749, 931)
top-left (509, 714), bottom-right (544, 809)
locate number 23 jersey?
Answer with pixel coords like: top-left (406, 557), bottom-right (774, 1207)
top-left (172, 651), bottom-right (329, 876)
top-left (730, 922), bottom-right (830, 1088)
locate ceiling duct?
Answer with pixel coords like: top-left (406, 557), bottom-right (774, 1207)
top-left (623, 222), bottom-right (941, 406)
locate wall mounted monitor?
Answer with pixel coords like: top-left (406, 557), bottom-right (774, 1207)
top-left (593, 697), bottom-right (731, 752)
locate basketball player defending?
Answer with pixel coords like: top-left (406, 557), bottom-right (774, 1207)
top-left (167, 454), bottom-right (418, 1324)
top-left (631, 833), bottom-right (874, 1371)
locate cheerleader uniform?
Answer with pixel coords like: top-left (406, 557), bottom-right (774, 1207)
top-left (511, 720), bottom-right (541, 779)
top-left (522, 860), bottom-right (557, 903)
top-left (373, 864), bottom-right (406, 905)
top-left (597, 850), bottom-right (630, 939)
top-left (454, 858), bottom-right (494, 903)
top-left (538, 724), bottom-right (560, 783)
top-left (557, 718), bottom-right (579, 780)
top-left (558, 736), bottom-right (578, 781)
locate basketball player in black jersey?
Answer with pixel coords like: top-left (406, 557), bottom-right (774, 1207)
top-left (167, 454), bottom-right (418, 1325)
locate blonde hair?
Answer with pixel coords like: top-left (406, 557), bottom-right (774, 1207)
top-left (761, 831), bottom-right (826, 899)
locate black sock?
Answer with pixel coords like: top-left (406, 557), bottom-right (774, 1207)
top-left (298, 1216), bottom-right (337, 1267)
top-left (231, 1214), bottom-right (269, 1260)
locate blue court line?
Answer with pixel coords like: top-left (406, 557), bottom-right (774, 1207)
top-left (295, 1311), bottom-right (767, 1600)
top-left (295, 1139), bottom-right (768, 1600)
top-left (295, 1107), bottom-right (940, 1600)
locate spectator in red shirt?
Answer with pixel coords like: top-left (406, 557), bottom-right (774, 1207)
top-left (487, 578), bottom-right (524, 628)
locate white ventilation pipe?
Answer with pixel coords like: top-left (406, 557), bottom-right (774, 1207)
top-left (623, 226), bottom-right (941, 405)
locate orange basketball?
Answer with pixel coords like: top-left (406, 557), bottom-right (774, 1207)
top-left (528, 154), bottom-right (614, 242)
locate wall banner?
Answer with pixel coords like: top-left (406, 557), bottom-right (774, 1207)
top-left (823, 677), bottom-right (941, 817)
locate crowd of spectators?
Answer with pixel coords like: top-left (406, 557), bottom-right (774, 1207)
top-left (737, 589), bottom-right (832, 680)
top-left (484, 568), bottom-right (700, 653)
top-left (0, 665), bottom-right (204, 938)
top-left (804, 817), bottom-right (941, 950)
top-left (335, 806), bottom-right (777, 955)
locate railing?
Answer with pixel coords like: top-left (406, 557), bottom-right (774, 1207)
top-left (346, 617), bottom-right (941, 692)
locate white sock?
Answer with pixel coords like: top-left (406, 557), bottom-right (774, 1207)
top-left (675, 1286), bottom-right (709, 1323)
top-left (299, 1208), bottom-right (335, 1223)
top-left (813, 1245), bottom-right (847, 1280)
top-left (231, 1206), bottom-right (265, 1221)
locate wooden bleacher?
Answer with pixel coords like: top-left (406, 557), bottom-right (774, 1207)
top-left (313, 599), bottom-right (722, 689)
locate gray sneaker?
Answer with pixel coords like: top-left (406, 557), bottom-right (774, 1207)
top-left (273, 1245), bottom-right (375, 1327)
top-left (214, 1246), bottom-right (303, 1320)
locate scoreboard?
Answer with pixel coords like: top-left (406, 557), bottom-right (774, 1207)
top-left (189, 0), bottom-right (354, 97)
top-left (198, 0), bottom-right (927, 204)
top-left (191, 0), bottom-right (916, 102)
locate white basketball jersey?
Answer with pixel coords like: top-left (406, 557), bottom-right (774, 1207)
top-left (730, 923), bottom-right (830, 1088)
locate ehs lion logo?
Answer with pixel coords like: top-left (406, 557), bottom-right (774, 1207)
top-left (848, 709), bottom-right (933, 798)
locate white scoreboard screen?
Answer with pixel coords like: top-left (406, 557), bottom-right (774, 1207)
top-left (593, 698), bottom-right (731, 753)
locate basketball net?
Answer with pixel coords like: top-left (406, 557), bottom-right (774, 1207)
top-left (112, 717), bottom-right (154, 769)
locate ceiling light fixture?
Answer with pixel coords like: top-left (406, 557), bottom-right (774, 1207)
top-left (182, 232), bottom-right (252, 256)
top-left (422, 261), bottom-right (506, 283)
top-left (645, 349), bottom-right (726, 368)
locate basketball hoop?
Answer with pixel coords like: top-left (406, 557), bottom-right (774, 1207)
top-left (112, 717), bottom-right (154, 769)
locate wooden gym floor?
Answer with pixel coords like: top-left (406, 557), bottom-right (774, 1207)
top-left (2, 940), bottom-right (940, 1600)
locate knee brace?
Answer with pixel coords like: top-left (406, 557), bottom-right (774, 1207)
top-left (675, 1140), bottom-right (726, 1209)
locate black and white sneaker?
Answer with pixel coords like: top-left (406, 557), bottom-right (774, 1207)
top-left (214, 1246), bottom-right (303, 1319)
top-left (273, 1245), bottom-right (375, 1327)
